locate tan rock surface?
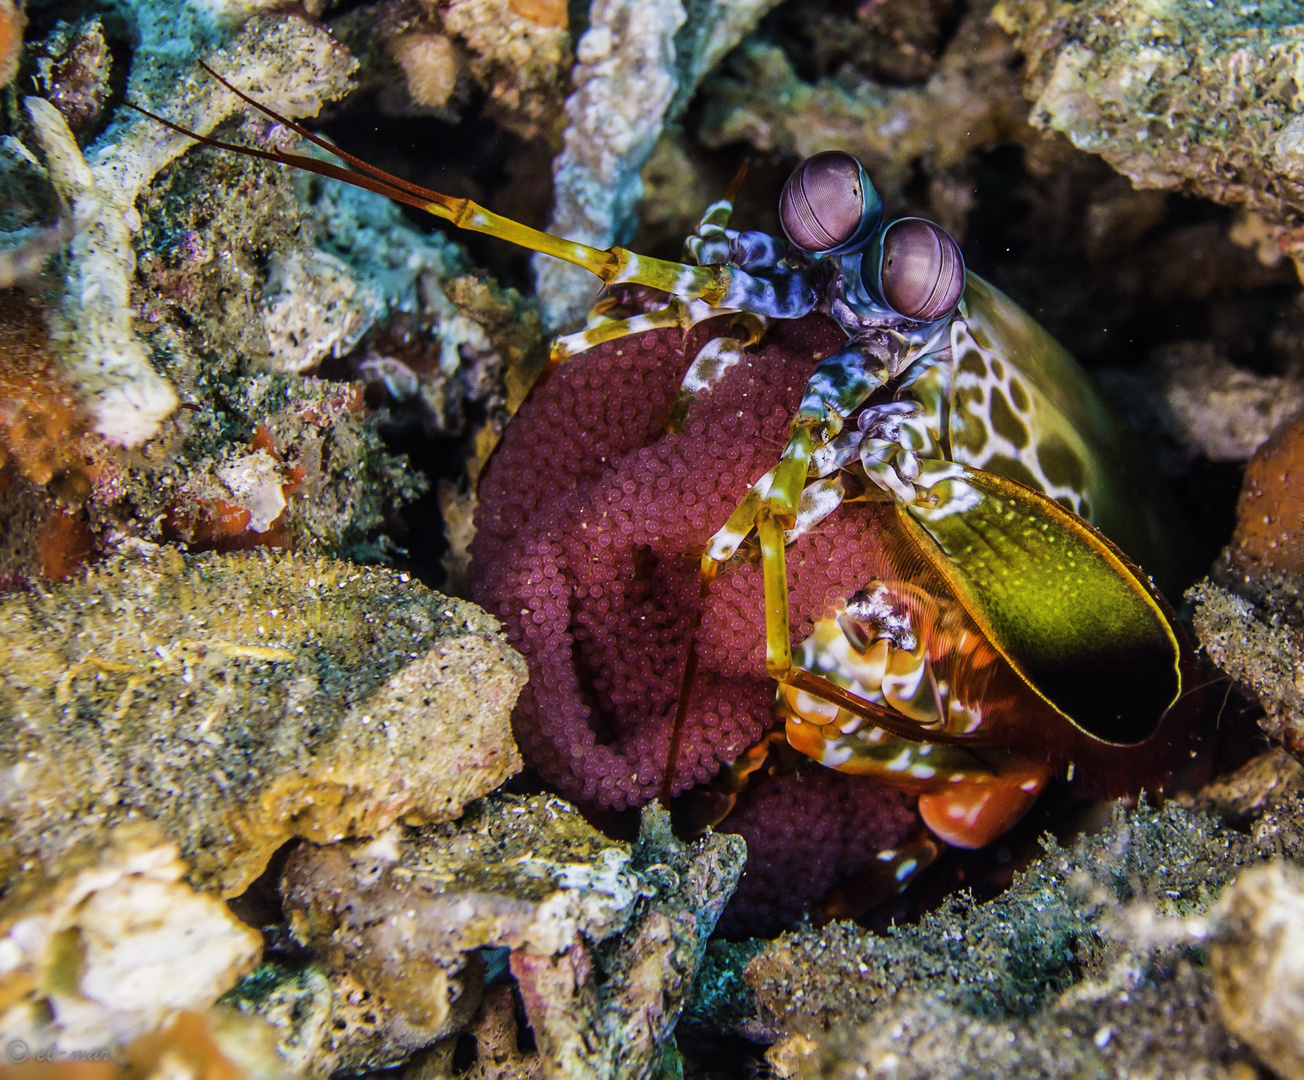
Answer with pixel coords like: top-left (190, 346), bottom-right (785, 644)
top-left (1212, 862), bottom-right (1304, 1080)
top-left (0, 544), bottom-right (526, 896)
top-left (0, 824), bottom-right (262, 1053)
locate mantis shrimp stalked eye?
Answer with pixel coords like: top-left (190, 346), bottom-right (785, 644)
top-left (864, 218), bottom-right (966, 322)
top-left (779, 151), bottom-right (883, 255)
top-left (129, 67), bottom-right (1199, 924)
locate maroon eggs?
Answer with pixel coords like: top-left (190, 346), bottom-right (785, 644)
top-left (471, 315), bottom-right (896, 805)
top-left (468, 315), bottom-right (923, 930)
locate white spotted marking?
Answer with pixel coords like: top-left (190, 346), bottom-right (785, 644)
top-left (821, 742), bottom-right (854, 769)
top-left (885, 749), bottom-right (913, 773)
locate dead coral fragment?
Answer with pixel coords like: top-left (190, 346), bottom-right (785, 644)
top-left (1099, 342), bottom-right (1304, 471)
top-left (220, 963), bottom-right (334, 1077)
top-left (23, 14), bottom-right (356, 447)
top-left (534, 0), bottom-right (786, 328)
top-left (507, 805), bottom-right (744, 1080)
top-left (994, 0), bottom-right (1304, 274)
top-left (441, 0), bottom-right (571, 135)
top-left (279, 799), bottom-right (743, 1078)
top-left (1188, 415), bottom-right (1304, 759)
top-left (282, 795), bottom-right (643, 1063)
top-left (0, 545), bottom-right (526, 897)
top-left (1211, 862), bottom-right (1304, 1080)
top-left (228, 960), bottom-right (448, 1076)
top-left (0, 824), bottom-right (262, 1054)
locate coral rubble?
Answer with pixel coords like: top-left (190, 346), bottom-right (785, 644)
top-left (332, 0), bottom-right (572, 136)
top-left (995, 0), bottom-right (1304, 275)
top-left (0, 545), bottom-right (525, 896)
top-left (696, 0), bottom-right (1030, 236)
top-left (0, 6), bottom-right (544, 580)
top-left (0, 823), bottom-right (262, 1054)
top-left (688, 790), bottom-right (1304, 1079)
top-left (28, 17), bottom-right (113, 138)
top-left (232, 800), bottom-right (743, 1077)
top-left (1191, 574), bottom-right (1304, 759)
top-left (1099, 342), bottom-right (1304, 469)
top-left (24, 14), bottom-right (356, 446)
top-left (534, 0), bottom-right (785, 329)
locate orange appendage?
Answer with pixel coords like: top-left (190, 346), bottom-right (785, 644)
top-left (917, 768), bottom-right (1049, 849)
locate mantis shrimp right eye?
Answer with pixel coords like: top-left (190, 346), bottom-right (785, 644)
top-left (780, 151), bottom-right (883, 255)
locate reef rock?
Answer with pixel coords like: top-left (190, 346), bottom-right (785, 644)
top-left (0, 544), bottom-right (526, 896)
top-left (697, 0), bottom-right (1031, 235)
top-left (687, 793), bottom-right (1304, 1079)
top-left (0, 823), bottom-right (262, 1054)
top-left (1191, 573), bottom-right (1304, 761)
top-left (995, 0), bottom-right (1304, 274)
top-left (1189, 415), bottom-right (1304, 760)
top-left (1099, 341), bottom-right (1304, 470)
top-left (1211, 862), bottom-right (1304, 1080)
top-left (278, 797), bottom-right (744, 1077)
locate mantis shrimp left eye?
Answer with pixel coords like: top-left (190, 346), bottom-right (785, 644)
top-left (779, 151), bottom-right (883, 255)
top-left (863, 217), bottom-right (966, 322)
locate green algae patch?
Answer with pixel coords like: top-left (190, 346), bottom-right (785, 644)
top-left (0, 544), bottom-right (526, 897)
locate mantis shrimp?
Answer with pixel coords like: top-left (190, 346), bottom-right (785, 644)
top-left (128, 64), bottom-right (1197, 856)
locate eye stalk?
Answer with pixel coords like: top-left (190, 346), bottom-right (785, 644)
top-left (779, 151), bottom-right (883, 256)
top-left (863, 217), bottom-right (965, 322)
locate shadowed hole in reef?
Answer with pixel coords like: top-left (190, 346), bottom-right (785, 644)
top-left (451, 1031), bottom-right (477, 1072)
top-left (226, 839), bottom-right (310, 960)
top-left (313, 98), bottom-right (556, 296)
